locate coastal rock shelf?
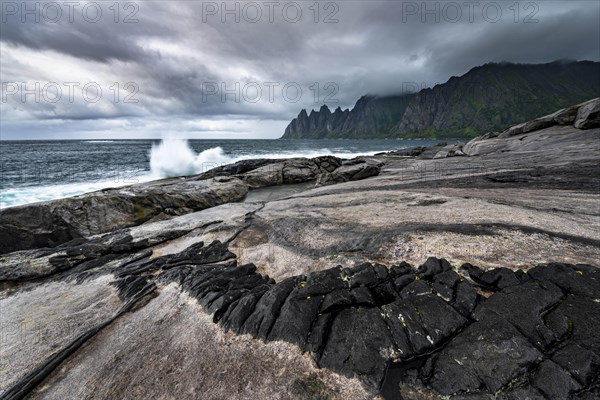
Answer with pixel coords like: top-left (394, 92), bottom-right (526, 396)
top-left (2, 232), bottom-right (599, 399)
top-left (0, 157), bottom-right (381, 255)
top-left (1, 100), bottom-right (599, 399)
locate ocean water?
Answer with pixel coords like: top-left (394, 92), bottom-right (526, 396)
top-left (0, 138), bottom-right (445, 208)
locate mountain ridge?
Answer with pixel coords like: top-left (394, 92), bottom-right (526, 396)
top-left (281, 60), bottom-right (600, 139)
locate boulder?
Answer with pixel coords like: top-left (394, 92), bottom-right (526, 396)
top-left (574, 97), bottom-right (600, 129)
top-left (497, 116), bottom-right (555, 138)
top-left (548, 105), bottom-right (579, 125)
top-left (315, 159), bottom-right (382, 187)
top-left (238, 163), bottom-right (284, 188)
top-left (237, 156), bottom-right (342, 188)
top-left (433, 142), bottom-right (466, 159)
top-left (282, 159), bottom-right (321, 183)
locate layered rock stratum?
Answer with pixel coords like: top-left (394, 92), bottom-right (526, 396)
top-left (1, 99), bottom-right (599, 399)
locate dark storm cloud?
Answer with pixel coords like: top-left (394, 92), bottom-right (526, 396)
top-left (0, 0), bottom-right (598, 138)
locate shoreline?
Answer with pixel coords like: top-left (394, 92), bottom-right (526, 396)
top-left (1, 98), bottom-right (599, 399)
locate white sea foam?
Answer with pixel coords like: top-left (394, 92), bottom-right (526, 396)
top-left (1, 176), bottom-right (154, 208)
top-left (149, 139), bottom-right (234, 178)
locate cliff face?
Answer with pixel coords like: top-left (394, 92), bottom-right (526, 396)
top-left (282, 95), bottom-right (414, 139)
top-left (281, 60), bottom-right (600, 138)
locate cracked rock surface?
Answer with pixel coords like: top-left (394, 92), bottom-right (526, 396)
top-left (1, 108), bottom-right (599, 399)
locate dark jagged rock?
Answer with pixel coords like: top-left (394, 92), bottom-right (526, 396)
top-left (241, 276), bottom-right (300, 339)
top-left (268, 290), bottom-right (323, 350)
top-left (319, 307), bottom-right (395, 388)
top-left (398, 280), bottom-right (430, 299)
top-left (153, 254), bottom-right (600, 397)
top-left (527, 262), bottom-right (599, 298)
top-left (551, 343), bottom-right (599, 386)
top-left (496, 385), bottom-right (545, 400)
top-left (418, 256), bottom-right (452, 278)
top-left (452, 281), bottom-right (480, 317)
top-left (431, 270), bottom-right (460, 302)
top-left (344, 263), bottom-right (386, 288)
top-left (472, 281), bottom-right (564, 349)
top-left (393, 274), bottom-right (417, 291)
top-left (4, 226), bottom-right (600, 400)
top-left (301, 266), bottom-right (347, 295)
top-left (462, 263), bottom-right (520, 290)
top-left (320, 287), bottom-right (375, 313)
top-left (531, 360), bottom-right (582, 398)
top-left (111, 276), bottom-right (157, 303)
top-left (427, 313), bottom-right (543, 395)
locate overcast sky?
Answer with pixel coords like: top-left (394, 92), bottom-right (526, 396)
top-left (1, 0), bottom-right (598, 139)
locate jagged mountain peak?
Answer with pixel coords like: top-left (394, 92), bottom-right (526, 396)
top-left (281, 60), bottom-right (600, 139)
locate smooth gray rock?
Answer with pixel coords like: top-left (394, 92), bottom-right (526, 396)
top-left (574, 97), bottom-right (600, 129)
top-left (238, 156), bottom-right (343, 188)
top-left (315, 159), bottom-right (382, 187)
top-left (0, 176), bottom-right (249, 254)
top-left (465, 97), bottom-right (600, 155)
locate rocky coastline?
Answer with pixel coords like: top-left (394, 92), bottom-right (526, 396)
top-left (1, 98), bottom-right (599, 400)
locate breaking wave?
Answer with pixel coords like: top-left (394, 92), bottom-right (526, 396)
top-left (148, 138), bottom-right (384, 179)
top-left (149, 139), bottom-right (234, 178)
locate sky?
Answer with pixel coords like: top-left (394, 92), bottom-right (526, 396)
top-left (1, 0), bottom-right (599, 140)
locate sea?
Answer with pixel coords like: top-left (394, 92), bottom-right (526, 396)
top-left (0, 138), bottom-right (447, 208)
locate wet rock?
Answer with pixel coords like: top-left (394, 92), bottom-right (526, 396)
top-left (200, 158), bottom-right (277, 177)
top-left (238, 163), bottom-right (284, 188)
top-left (282, 159), bottom-right (321, 183)
top-left (236, 156), bottom-right (344, 188)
